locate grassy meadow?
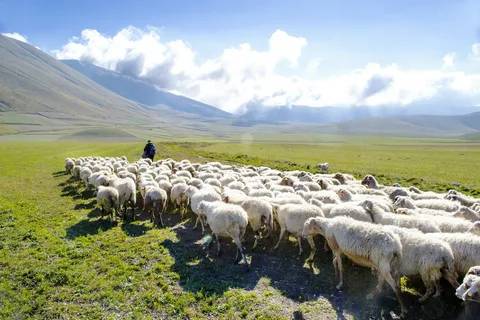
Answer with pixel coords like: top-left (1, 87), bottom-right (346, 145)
top-left (0, 139), bottom-right (478, 319)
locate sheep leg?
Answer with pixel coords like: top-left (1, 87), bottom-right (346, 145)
top-left (193, 216), bottom-right (200, 229)
top-left (419, 280), bottom-right (435, 302)
top-left (233, 235), bottom-right (247, 265)
top-left (273, 227), bottom-right (286, 250)
top-left (335, 252), bottom-right (344, 290)
top-left (252, 234), bottom-right (259, 249)
top-left (367, 275), bottom-right (385, 300)
top-left (297, 236), bottom-right (303, 255)
top-left (383, 271), bottom-right (407, 317)
top-left (158, 211), bottom-right (164, 227)
top-left (216, 235), bottom-right (222, 256)
top-left (306, 236), bottom-right (316, 262)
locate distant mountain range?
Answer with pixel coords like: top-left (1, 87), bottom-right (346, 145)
top-left (1, 33), bottom-right (480, 139)
top-left (62, 59), bottom-right (231, 119)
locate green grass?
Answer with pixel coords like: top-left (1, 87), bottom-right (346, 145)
top-left (0, 139), bottom-right (472, 319)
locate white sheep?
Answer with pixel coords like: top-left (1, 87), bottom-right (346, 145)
top-left (362, 200), bottom-right (441, 233)
top-left (108, 177), bottom-right (136, 219)
top-left (469, 222), bottom-right (480, 236)
top-left (170, 183), bottom-right (189, 215)
top-left (239, 198), bottom-right (274, 248)
top-left (385, 226), bottom-right (459, 302)
top-left (273, 203), bottom-right (324, 261)
top-left (65, 158), bottom-right (75, 174)
top-left (394, 196), bottom-right (459, 212)
top-left (302, 216), bottom-right (406, 316)
top-left (144, 186), bottom-right (168, 226)
top-left (186, 185), bottom-right (222, 233)
top-left (96, 186), bottom-right (120, 221)
top-left (430, 233), bottom-right (480, 275)
top-left (197, 201), bottom-right (249, 265)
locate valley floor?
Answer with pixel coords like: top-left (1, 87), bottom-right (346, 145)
top-left (0, 140), bottom-right (477, 319)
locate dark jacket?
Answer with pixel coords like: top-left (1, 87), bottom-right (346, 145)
top-left (143, 142), bottom-right (156, 157)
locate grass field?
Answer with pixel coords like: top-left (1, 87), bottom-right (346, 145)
top-left (0, 139), bottom-right (476, 319)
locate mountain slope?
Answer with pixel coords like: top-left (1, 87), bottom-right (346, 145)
top-left (330, 112), bottom-right (480, 137)
top-left (238, 104), bottom-right (480, 125)
top-left (0, 34), bottom-right (150, 124)
top-left (62, 59), bottom-right (231, 119)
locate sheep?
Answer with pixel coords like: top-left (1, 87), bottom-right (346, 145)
top-left (456, 274), bottom-right (480, 301)
top-left (469, 222), bottom-right (480, 236)
top-left (454, 206), bottom-right (480, 222)
top-left (197, 201), bottom-right (249, 265)
top-left (79, 167), bottom-right (92, 186)
top-left (273, 204), bottom-right (324, 261)
top-left (170, 183), bottom-right (189, 215)
top-left (108, 177), bottom-right (136, 219)
top-left (239, 198), bottom-right (274, 248)
top-left (317, 162), bottom-right (329, 174)
top-left (186, 186), bottom-right (222, 233)
top-left (326, 203), bottom-right (372, 222)
top-left (65, 158), bottom-right (75, 174)
top-left (336, 188), bottom-right (392, 212)
top-left (430, 233), bottom-right (480, 275)
top-left (361, 200), bottom-right (441, 233)
top-left (395, 206), bottom-right (474, 233)
top-left (302, 216), bottom-right (406, 315)
top-left (394, 196), bottom-right (459, 212)
top-left (446, 193), bottom-right (480, 208)
top-left (361, 175), bottom-right (380, 189)
top-left (96, 186), bottom-right (120, 221)
top-left (384, 226), bottom-right (459, 302)
top-left (143, 186), bottom-right (168, 226)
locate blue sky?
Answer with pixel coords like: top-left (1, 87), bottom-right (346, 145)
top-left (2, 0), bottom-right (480, 111)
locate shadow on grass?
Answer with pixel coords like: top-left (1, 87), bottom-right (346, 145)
top-left (65, 217), bottom-right (116, 239)
top-left (162, 219), bottom-right (463, 320)
top-left (52, 170), bottom-right (67, 177)
top-left (74, 200), bottom-right (96, 210)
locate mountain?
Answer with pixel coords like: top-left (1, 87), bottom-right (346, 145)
top-left (325, 112), bottom-right (480, 137)
top-left (0, 34), bottom-right (151, 125)
top-left (62, 59), bottom-right (231, 119)
top-left (237, 104), bottom-right (480, 125)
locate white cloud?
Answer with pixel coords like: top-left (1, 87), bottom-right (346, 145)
top-left (472, 43), bottom-right (480, 59)
top-left (442, 52), bottom-right (456, 68)
top-left (55, 26), bottom-right (480, 113)
top-left (2, 32), bottom-right (28, 43)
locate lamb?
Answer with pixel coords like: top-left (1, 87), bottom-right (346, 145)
top-left (384, 226), bottom-right (459, 302)
top-left (108, 177), bottom-right (137, 219)
top-left (456, 273), bottom-right (480, 301)
top-left (302, 216), bottom-right (406, 315)
top-left (65, 158), bottom-right (75, 174)
top-left (361, 200), bottom-right (441, 233)
top-left (197, 201), bottom-right (249, 265)
top-left (273, 204), bottom-right (324, 261)
top-left (96, 186), bottom-right (120, 221)
top-left (143, 186), bottom-right (168, 226)
top-left (430, 233), bottom-right (480, 275)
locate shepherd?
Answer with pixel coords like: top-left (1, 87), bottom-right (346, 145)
top-left (143, 140), bottom-right (156, 161)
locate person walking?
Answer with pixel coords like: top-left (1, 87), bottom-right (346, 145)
top-left (143, 140), bottom-right (156, 161)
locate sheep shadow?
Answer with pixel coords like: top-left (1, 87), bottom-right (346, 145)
top-left (65, 217), bottom-right (116, 239)
top-left (74, 200), bottom-right (96, 210)
top-left (163, 223), bottom-right (463, 320)
top-left (52, 170), bottom-right (67, 177)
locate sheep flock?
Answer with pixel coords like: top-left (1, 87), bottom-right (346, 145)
top-left (64, 156), bottom-right (480, 317)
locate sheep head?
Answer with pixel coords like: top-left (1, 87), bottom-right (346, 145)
top-left (302, 217), bottom-right (326, 238)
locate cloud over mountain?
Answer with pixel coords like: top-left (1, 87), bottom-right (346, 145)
top-left (55, 26), bottom-right (480, 113)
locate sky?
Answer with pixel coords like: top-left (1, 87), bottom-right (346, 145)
top-left (2, 0), bottom-right (480, 113)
